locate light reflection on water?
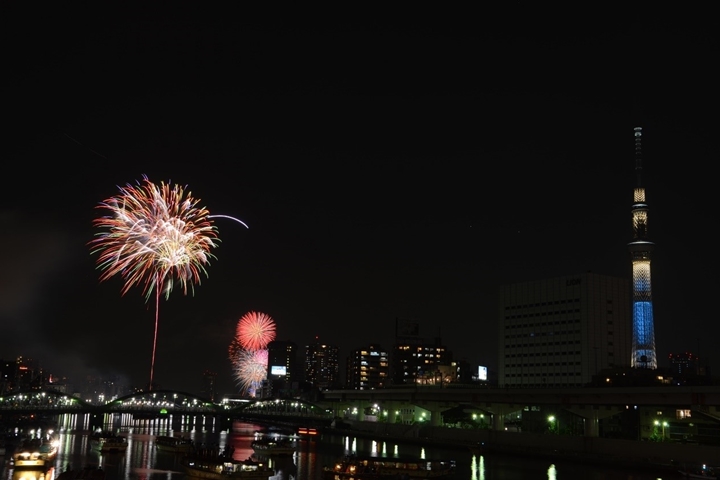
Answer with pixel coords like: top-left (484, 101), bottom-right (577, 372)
top-left (471, 454), bottom-right (484, 480)
top-left (2, 414), bottom-right (680, 480)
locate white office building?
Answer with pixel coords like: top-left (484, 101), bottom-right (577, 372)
top-left (498, 272), bottom-right (631, 387)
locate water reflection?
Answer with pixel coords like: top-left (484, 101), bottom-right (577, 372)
top-left (547, 463), bottom-right (557, 480)
top-left (262, 455), bottom-right (297, 480)
top-left (11, 468), bottom-right (55, 480)
top-left (2, 414), bottom-right (681, 480)
top-left (471, 454), bottom-right (485, 480)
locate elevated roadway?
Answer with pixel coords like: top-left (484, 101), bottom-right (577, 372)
top-left (321, 385), bottom-right (720, 436)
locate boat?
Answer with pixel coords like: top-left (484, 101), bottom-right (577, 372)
top-left (250, 435), bottom-right (296, 456)
top-left (322, 455), bottom-right (456, 479)
top-left (90, 433), bottom-right (128, 453)
top-left (180, 455), bottom-right (274, 479)
top-left (12, 467), bottom-right (56, 480)
top-left (677, 463), bottom-right (718, 479)
top-left (12, 436), bottom-right (58, 469)
top-left (154, 434), bottom-right (195, 454)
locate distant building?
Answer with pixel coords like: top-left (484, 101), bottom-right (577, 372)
top-left (669, 352), bottom-right (699, 376)
top-left (16, 356), bottom-right (43, 390)
top-left (498, 272), bottom-right (631, 387)
top-left (668, 352), bottom-right (712, 385)
top-left (201, 370), bottom-right (218, 402)
top-left (0, 358), bottom-right (18, 393)
top-left (346, 344), bottom-right (389, 390)
top-left (390, 318), bottom-right (453, 385)
top-left (391, 340), bottom-right (453, 386)
top-left (304, 339), bottom-right (340, 390)
top-left (266, 340), bottom-right (300, 398)
top-left (454, 358), bottom-right (475, 384)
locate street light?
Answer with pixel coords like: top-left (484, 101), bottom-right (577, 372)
top-left (654, 419), bottom-right (669, 441)
top-left (548, 415), bottom-right (559, 434)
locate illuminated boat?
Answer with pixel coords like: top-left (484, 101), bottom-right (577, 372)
top-left (12, 437), bottom-right (58, 469)
top-left (250, 435), bottom-right (296, 456)
top-left (322, 456), bottom-right (456, 479)
top-left (181, 455), bottom-right (273, 479)
top-left (90, 433), bottom-right (128, 453)
top-left (13, 466), bottom-right (55, 480)
top-left (154, 435), bottom-right (195, 454)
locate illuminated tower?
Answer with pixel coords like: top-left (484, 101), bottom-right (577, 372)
top-left (628, 126), bottom-right (657, 369)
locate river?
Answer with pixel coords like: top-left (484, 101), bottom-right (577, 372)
top-left (1, 414), bottom-right (685, 480)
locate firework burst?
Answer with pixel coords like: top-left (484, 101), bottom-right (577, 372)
top-left (231, 349), bottom-right (268, 396)
top-left (90, 175), bottom-right (219, 300)
top-left (237, 311), bottom-right (276, 351)
top-left (90, 175), bottom-right (220, 390)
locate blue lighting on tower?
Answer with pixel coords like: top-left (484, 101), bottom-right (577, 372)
top-left (629, 127), bottom-right (657, 369)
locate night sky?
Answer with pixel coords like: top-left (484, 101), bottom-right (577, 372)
top-left (2, 6), bottom-right (717, 395)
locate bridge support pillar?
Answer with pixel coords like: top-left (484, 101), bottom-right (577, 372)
top-left (356, 400), bottom-right (367, 421)
top-left (430, 408), bottom-right (442, 427)
top-left (492, 411), bottom-right (505, 431)
top-left (566, 405), bottom-right (621, 437)
top-left (382, 401), bottom-right (399, 424)
top-left (584, 409), bottom-right (599, 437)
top-left (388, 409), bottom-right (398, 423)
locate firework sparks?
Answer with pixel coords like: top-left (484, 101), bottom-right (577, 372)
top-left (90, 175), bottom-right (219, 300)
top-left (237, 311), bottom-right (276, 351)
top-left (90, 175), bottom-right (220, 390)
top-left (231, 349), bottom-right (268, 396)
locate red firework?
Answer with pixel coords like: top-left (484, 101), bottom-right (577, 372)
top-left (236, 311), bottom-right (276, 351)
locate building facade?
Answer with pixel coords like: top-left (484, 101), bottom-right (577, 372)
top-left (346, 344), bottom-right (389, 390)
top-left (265, 340), bottom-right (300, 398)
top-left (498, 272), bottom-right (631, 387)
top-left (304, 340), bottom-right (340, 390)
top-left (390, 341), bottom-right (453, 385)
top-left (201, 369), bottom-right (217, 402)
top-left (389, 318), bottom-right (454, 385)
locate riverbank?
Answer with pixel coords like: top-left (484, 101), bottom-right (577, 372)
top-left (330, 419), bottom-right (719, 472)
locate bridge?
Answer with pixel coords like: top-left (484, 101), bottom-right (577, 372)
top-left (0, 389), bottom-right (332, 420)
top-left (3, 385), bottom-right (720, 441)
top-left (320, 384), bottom-right (720, 439)
top-left (0, 389), bottom-right (219, 415)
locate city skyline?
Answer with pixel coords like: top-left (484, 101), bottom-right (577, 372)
top-left (2, 7), bottom-right (717, 394)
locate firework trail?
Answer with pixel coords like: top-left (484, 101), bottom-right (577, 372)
top-left (231, 349), bottom-right (268, 396)
top-left (90, 175), bottom-right (221, 390)
top-left (237, 311), bottom-right (276, 351)
top-left (208, 214), bottom-right (249, 229)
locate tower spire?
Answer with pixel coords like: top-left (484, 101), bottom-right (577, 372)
top-left (628, 126), bottom-right (657, 369)
top-left (634, 126), bottom-right (643, 186)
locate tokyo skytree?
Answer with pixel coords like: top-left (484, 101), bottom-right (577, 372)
top-left (628, 126), bottom-right (657, 369)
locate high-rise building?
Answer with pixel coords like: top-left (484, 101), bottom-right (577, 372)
top-left (0, 359), bottom-right (18, 393)
top-left (668, 352), bottom-right (699, 376)
top-left (201, 370), bottom-right (217, 402)
top-left (391, 341), bottom-right (453, 385)
top-left (498, 272), bottom-right (632, 387)
top-left (15, 356), bottom-right (42, 390)
top-left (304, 338), bottom-right (339, 390)
top-left (266, 340), bottom-right (300, 398)
top-left (629, 126), bottom-right (657, 370)
top-left (346, 344), bottom-right (389, 390)
top-left (390, 318), bottom-right (453, 385)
